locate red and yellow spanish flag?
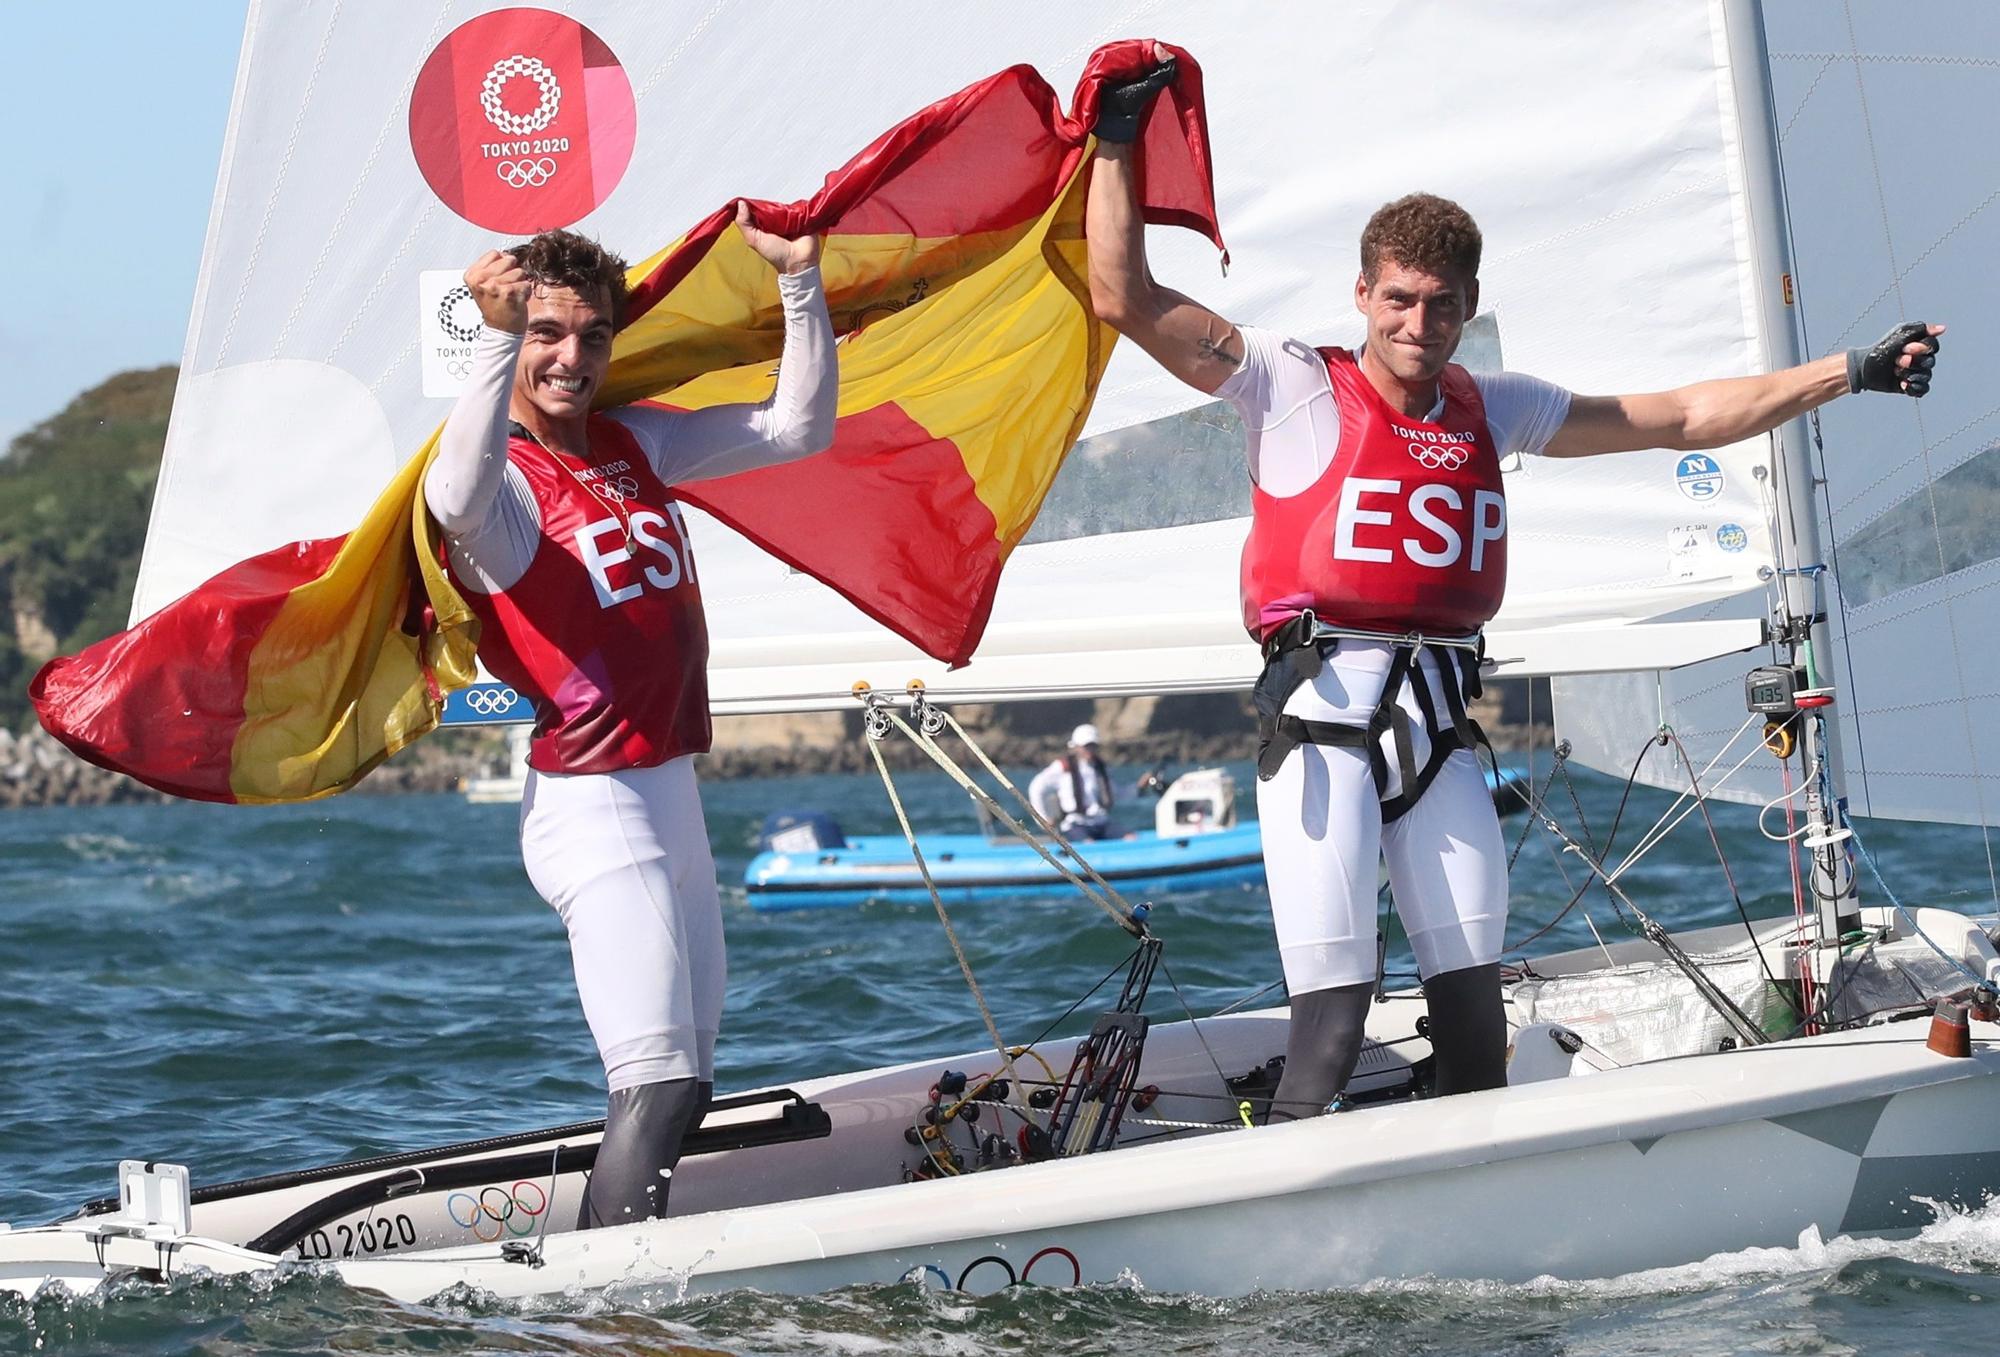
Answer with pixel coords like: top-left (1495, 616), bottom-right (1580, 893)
top-left (31, 41), bottom-right (1222, 804)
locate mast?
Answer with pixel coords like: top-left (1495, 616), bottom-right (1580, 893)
top-left (1722, 0), bottom-right (1860, 947)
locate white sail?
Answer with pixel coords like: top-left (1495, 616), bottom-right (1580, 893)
top-left (1554, 0), bottom-right (2000, 833)
top-left (144, 1), bottom-right (1784, 718)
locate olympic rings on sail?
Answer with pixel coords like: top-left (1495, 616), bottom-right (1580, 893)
top-left (481, 56), bottom-right (561, 136)
top-left (462, 686), bottom-right (521, 716)
top-left (497, 158), bottom-right (558, 190)
top-left (1407, 440), bottom-right (1470, 471)
top-left (445, 1180), bottom-right (548, 1241)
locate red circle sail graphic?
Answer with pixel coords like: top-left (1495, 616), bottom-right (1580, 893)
top-left (409, 8), bottom-right (636, 234)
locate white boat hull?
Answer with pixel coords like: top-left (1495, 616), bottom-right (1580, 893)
top-left (8, 910), bottom-right (1999, 1303)
top-left (313, 1028), bottom-right (2000, 1300)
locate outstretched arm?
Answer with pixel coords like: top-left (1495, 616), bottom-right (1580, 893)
top-left (1544, 323), bottom-right (1944, 458)
top-left (1084, 58), bottom-right (1242, 396)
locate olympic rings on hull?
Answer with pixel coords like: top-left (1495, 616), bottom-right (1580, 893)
top-left (445, 1180), bottom-right (548, 1241)
top-left (905, 1245), bottom-right (1084, 1292)
top-left (956, 1255), bottom-right (1016, 1292)
top-left (1022, 1245), bottom-right (1082, 1288)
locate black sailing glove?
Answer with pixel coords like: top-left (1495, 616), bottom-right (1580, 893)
top-left (1847, 321), bottom-right (1940, 397)
top-left (1094, 59), bottom-right (1178, 144)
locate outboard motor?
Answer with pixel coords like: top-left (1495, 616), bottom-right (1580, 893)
top-left (757, 810), bottom-right (847, 853)
top-left (1154, 769), bottom-right (1238, 837)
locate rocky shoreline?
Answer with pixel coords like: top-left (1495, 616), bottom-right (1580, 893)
top-left (1, 681), bottom-right (1549, 809)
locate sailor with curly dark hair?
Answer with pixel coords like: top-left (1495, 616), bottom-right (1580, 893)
top-left (424, 210), bottom-right (835, 1228)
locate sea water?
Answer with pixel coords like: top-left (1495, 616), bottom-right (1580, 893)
top-left (3, 757), bottom-right (1998, 1355)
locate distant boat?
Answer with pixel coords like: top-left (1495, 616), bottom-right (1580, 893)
top-left (743, 766), bottom-right (1530, 908)
top-left (459, 726), bottom-right (529, 805)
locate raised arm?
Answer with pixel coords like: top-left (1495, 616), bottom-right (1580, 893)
top-left (425, 250), bottom-right (531, 536)
top-left (613, 206), bottom-right (837, 483)
top-left (1085, 60), bottom-right (1242, 396)
top-left (1544, 323), bottom-right (1943, 458)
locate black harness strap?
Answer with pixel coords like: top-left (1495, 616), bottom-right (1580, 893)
top-left (1254, 620), bottom-right (1492, 824)
top-left (1059, 751), bottom-right (1113, 819)
top-left (1376, 645), bottom-right (1418, 797)
top-left (1252, 613), bottom-right (1331, 780)
top-left (1436, 647), bottom-right (1487, 753)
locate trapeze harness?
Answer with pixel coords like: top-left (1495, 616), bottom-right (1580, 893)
top-left (1241, 347), bottom-right (1505, 821)
top-left (1062, 752), bottom-right (1112, 817)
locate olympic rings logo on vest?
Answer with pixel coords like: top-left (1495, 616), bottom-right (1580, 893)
top-left (446, 1181), bottom-right (548, 1242)
top-left (409, 10), bottom-right (636, 233)
top-left (587, 475), bottom-right (643, 504)
top-left (1407, 439), bottom-right (1470, 471)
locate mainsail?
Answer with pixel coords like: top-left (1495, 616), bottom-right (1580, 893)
top-left (135, 1), bottom-right (1788, 727)
top-left (1555, 1), bottom-right (2000, 839)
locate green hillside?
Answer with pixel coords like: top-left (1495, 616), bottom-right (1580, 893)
top-left (0, 368), bottom-right (176, 732)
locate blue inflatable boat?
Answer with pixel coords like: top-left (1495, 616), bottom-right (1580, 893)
top-left (744, 766), bottom-right (1529, 910)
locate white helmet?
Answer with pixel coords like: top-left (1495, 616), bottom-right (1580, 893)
top-left (1069, 723), bottom-right (1101, 748)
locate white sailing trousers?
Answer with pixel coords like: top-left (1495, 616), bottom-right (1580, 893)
top-left (1255, 643), bottom-right (1508, 994)
top-left (519, 755), bottom-right (725, 1091)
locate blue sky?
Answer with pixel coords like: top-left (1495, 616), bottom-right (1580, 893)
top-left (6, 2), bottom-right (250, 451)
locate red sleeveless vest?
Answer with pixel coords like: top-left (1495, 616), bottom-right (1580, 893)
top-left (454, 416), bottom-right (712, 774)
top-left (1239, 347), bottom-right (1507, 641)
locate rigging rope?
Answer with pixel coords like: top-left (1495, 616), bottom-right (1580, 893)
top-left (1844, 814), bottom-right (1992, 988)
top-left (881, 697), bottom-right (1141, 935)
top-left (1780, 747), bottom-right (1817, 1030)
top-left (1522, 805), bottom-right (1770, 1048)
top-left (862, 728), bottom-right (1031, 1115)
top-left (1603, 714), bottom-right (1764, 885)
top-left (1505, 736), bottom-right (1651, 954)
top-left (1664, 729), bottom-right (1792, 1005)
top-left (857, 687), bottom-right (1245, 1145)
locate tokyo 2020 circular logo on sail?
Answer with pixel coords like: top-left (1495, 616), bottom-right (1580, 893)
top-left (409, 9), bottom-right (636, 233)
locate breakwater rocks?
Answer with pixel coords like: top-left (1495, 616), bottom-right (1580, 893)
top-left (699, 713), bottom-right (1261, 780)
top-left (696, 681), bottom-right (1543, 780)
top-left (0, 725), bottom-right (491, 809)
top-left (0, 679), bottom-right (1547, 808)
top-left (0, 727), bottom-right (163, 808)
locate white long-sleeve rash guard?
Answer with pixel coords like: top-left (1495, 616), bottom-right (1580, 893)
top-left (424, 266), bottom-right (838, 593)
